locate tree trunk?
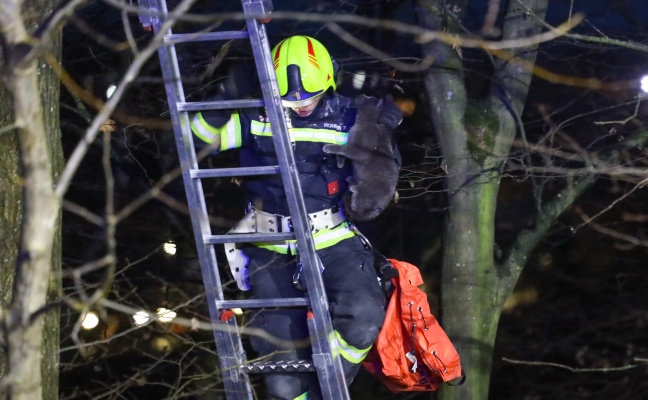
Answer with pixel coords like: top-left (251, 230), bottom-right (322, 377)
top-left (0, 56), bottom-right (23, 400)
top-left (0, 0), bottom-right (63, 398)
top-left (415, 1), bottom-right (547, 399)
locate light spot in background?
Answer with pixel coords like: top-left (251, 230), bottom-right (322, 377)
top-left (157, 307), bottom-right (177, 323)
top-left (163, 241), bottom-right (177, 255)
top-left (133, 310), bottom-right (150, 326)
top-left (352, 71), bottom-right (366, 90)
top-left (641, 75), bottom-right (648, 94)
top-left (106, 84), bottom-right (117, 99)
top-left (81, 312), bottom-right (99, 330)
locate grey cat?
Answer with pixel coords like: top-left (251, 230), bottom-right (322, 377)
top-left (323, 95), bottom-right (398, 221)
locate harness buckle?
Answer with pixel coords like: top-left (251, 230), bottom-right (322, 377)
top-left (276, 216), bottom-right (292, 233)
top-left (292, 257), bottom-right (307, 291)
top-left (292, 255), bottom-right (325, 291)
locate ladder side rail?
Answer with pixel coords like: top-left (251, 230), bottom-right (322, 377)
top-left (157, 38), bottom-right (252, 400)
top-left (243, 2), bottom-right (350, 399)
top-left (152, 0), bottom-right (223, 342)
top-left (150, 1), bottom-right (252, 398)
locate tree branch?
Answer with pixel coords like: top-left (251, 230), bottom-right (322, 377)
top-left (500, 173), bottom-right (594, 295)
top-left (502, 357), bottom-right (648, 372)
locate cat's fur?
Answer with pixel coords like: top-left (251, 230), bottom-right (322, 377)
top-left (323, 95), bottom-right (398, 221)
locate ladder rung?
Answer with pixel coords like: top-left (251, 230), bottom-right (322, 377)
top-left (217, 298), bottom-right (310, 309)
top-left (241, 360), bottom-right (315, 373)
top-left (164, 31), bottom-right (249, 44)
top-left (178, 99), bottom-right (264, 112)
top-left (203, 232), bottom-right (295, 244)
top-left (191, 166), bottom-right (279, 179)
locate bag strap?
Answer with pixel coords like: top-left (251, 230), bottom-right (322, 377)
top-left (446, 371), bottom-right (466, 386)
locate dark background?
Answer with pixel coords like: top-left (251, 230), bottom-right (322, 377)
top-left (58, 1), bottom-right (648, 399)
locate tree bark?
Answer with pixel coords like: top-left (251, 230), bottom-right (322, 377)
top-left (0, 55), bottom-right (23, 400)
top-left (0, 0), bottom-right (63, 398)
top-left (415, 1), bottom-right (547, 399)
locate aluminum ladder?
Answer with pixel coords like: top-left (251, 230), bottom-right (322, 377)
top-left (136, 0), bottom-right (350, 398)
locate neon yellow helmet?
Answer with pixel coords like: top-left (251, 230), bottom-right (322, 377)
top-left (271, 35), bottom-right (336, 107)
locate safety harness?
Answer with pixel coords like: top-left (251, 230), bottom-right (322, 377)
top-left (225, 203), bottom-right (350, 290)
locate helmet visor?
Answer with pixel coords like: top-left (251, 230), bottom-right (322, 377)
top-left (281, 91), bottom-right (325, 108)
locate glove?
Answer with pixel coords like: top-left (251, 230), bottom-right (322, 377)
top-left (373, 250), bottom-right (398, 298)
top-left (221, 62), bottom-right (260, 99)
top-left (378, 95), bottom-right (403, 131)
top-left (200, 63), bottom-right (258, 130)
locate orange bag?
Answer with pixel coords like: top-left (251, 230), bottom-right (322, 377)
top-left (362, 259), bottom-right (464, 392)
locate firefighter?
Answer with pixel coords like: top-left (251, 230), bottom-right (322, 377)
top-left (190, 35), bottom-right (402, 400)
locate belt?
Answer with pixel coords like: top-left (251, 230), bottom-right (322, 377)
top-left (234, 204), bottom-right (347, 234)
top-left (225, 204), bottom-right (351, 290)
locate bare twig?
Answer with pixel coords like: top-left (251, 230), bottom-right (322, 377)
top-left (327, 22), bottom-right (435, 72)
top-left (516, 0), bottom-right (648, 55)
top-left (594, 95), bottom-right (645, 126)
top-left (83, 131), bottom-right (118, 306)
top-left (100, 299), bottom-right (310, 348)
top-left (62, 200), bottom-right (104, 226)
top-left (573, 177), bottom-right (648, 232)
top-left (0, 122), bottom-right (20, 136)
top-left (574, 206), bottom-right (648, 248)
top-left (503, 357), bottom-right (648, 372)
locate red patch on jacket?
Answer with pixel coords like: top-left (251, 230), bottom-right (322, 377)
top-left (327, 181), bottom-right (338, 195)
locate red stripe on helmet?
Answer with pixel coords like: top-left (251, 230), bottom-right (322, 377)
top-left (273, 42), bottom-right (283, 69)
top-left (305, 37), bottom-right (321, 70)
top-left (309, 55), bottom-right (319, 69)
top-left (305, 37), bottom-right (315, 58)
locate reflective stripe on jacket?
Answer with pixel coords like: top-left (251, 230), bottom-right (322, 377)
top-left (253, 221), bottom-right (356, 254)
top-left (190, 111), bottom-right (242, 151)
top-left (250, 120), bottom-right (349, 145)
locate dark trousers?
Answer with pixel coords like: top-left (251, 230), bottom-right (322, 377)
top-left (245, 235), bottom-right (386, 400)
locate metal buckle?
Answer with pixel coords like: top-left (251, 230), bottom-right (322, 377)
top-left (283, 216), bottom-right (315, 233)
top-left (283, 216), bottom-right (293, 233)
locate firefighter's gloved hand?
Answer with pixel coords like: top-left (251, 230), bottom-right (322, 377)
top-left (378, 95), bottom-right (403, 131)
top-left (221, 62), bottom-right (260, 99)
top-left (373, 251), bottom-right (398, 298)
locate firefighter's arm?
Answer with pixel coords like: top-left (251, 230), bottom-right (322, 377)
top-left (190, 109), bottom-right (224, 153)
top-left (190, 111), bottom-right (244, 153)
top-left (379, 95), bottom-right (403, 168)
